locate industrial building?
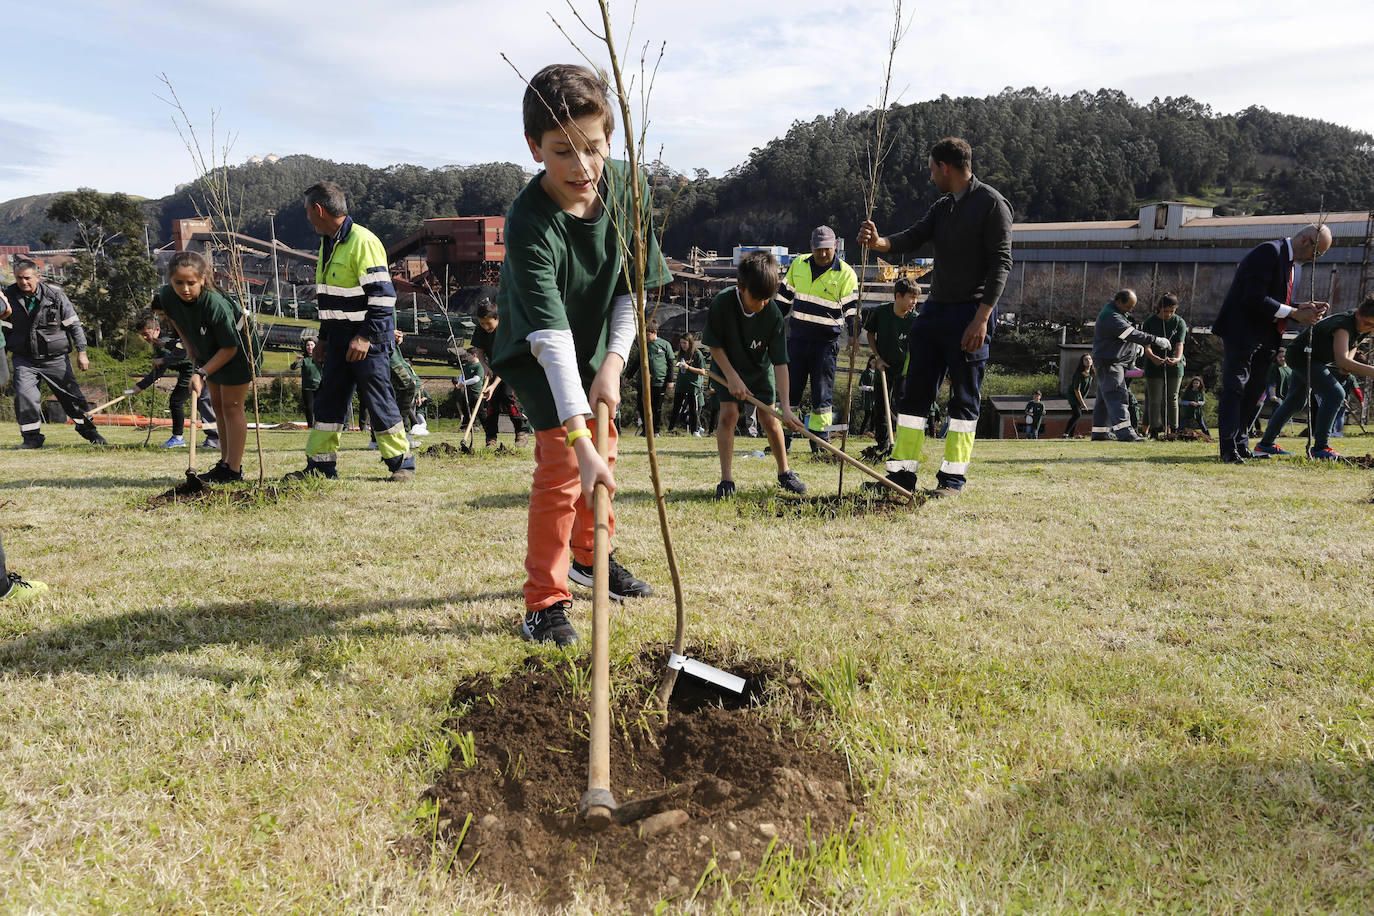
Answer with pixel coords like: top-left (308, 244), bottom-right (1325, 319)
top-left (1004, 203), bottom-right (1374, 326)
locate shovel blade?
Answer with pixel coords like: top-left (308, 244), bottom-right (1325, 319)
top-left (668, 653), bottom-right (745, 694)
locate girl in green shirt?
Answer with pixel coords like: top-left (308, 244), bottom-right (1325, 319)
top-left (153, 251), bottom-right (253, 483)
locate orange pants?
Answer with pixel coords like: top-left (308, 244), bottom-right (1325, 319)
top-left (524, 421), bottom-right (617, 611)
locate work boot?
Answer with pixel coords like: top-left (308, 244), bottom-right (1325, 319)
top-left (513, 431), bottom-right (529, 448)
top-left (866, 468), bottom-right (916, 494)
top-left (522, 600), bottom-right (579, 647)
top-left (79, 425), bottom-right (108, 446)
top-left (19, 434), bottom-right (44, 450)
top-left (928, 485), bottom-right (962, 499)
top-left (283, 465), bottom-right (336, 481)
top-left (389, 467), bottom-right (415, 483)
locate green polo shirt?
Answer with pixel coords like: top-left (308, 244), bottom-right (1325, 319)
top-left (701, 287), bottom-right (788, 404)
top-left (862, 301), bottom-right (916, 369)
top-left (490, 160), bottom-right (671, 431)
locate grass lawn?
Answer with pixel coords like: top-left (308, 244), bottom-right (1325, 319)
top-left (1, 422), bottom-right (1372, 913)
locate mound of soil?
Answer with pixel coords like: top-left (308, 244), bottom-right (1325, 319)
top-left (1346, 453), bottom-right (1374, 469)
top-left (409, 652), bottom-right (857, 910)
top-left (145, 478), bottom-right (297, 509)
top-left (422, 442), bottom-right (464, 458)
top-left (1158, 429), bottom-right (1214, 442)
top-left (739, 491), bottom-right (917, 519)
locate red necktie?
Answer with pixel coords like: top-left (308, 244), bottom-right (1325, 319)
top-left (1277, 264), bottom-right (1292, 334)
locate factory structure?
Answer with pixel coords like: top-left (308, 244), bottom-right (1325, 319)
top-left (1001, 202), bottom-right (1374, 326)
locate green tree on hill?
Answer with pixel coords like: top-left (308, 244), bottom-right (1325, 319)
top-left (47, 188), bottom-right (158, 345)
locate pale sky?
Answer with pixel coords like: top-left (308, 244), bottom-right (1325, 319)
top-left (2, 0), bottom-right (1372, 203)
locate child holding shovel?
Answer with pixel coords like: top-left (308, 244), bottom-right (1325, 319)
top-left (700, 249), bottom-right (806, 500)
top-left (152, 251), bottom-right (253, 484)
top-left (489, 63), bottom-right (671, 645)
top-left (470, 298), bottom-right (529, 448)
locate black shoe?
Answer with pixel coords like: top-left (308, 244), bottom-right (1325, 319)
top-left (83, 430), bottom-right (109, 446)
top-left (1236, 446), bottom-right (1266, 460)
top-left (714, 479), bottom-right (737, 500)
top-left (522, 600), bottom-right (579, 646)
top-left (928, 485), bottom-right (962, 499)
top-left (1220, 453), bottom-right (1246, 465)
top-left (19, 436), bottom-right (44, 450)
top-left (198, 461), bottom-right (244, 484)
top-left (202, 438), bottom-right (221, 451)
top-left (1091, 433), bottom-right (1111, 441)
top-left (569, 554), bottom-right (655, 599)
top-left (777, 470), bottom-right (806, 495)
top-left (867, 468), bottom-right (916, 493)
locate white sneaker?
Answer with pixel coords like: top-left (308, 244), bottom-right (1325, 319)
top-left (692, 430), bottom-right (702, 437)
top-left (409, 422), bottom-right (430, 436)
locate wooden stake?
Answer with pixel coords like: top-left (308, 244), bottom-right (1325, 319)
top-left (583, 400), bottom-right (616, 830)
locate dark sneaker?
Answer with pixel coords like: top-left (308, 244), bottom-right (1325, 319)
top-left (0, 572), bottom-right (49, 603)
top-left (202, 438), bottom-right (221, 451)
top-left (199, 462), bottom-right (243, 484)
top-left (713, 479), bottom-right (737, 500)
top-left (569, 555), bottom-right (654, 599)
top-left (522, 600), bottom-right (579, 646)
top-left (79, 426), bottom-right (108, 446)
top-left (1220, 452), bottom-right (1246, 465)
top-left (777, 470), bottom-right (807, 495)
top-left (1308, 446), bottom-right (1343, 461)
top-left (283, 466), bottom-right (335, 482)
top-left (513, 431), bottom-right (530, 448)
top-left (866, 468), bottom-right (916, 493)
top-left (485, 438), bottom-right (498, 449)
top-left (1253, 442), bottom-right (1292, 456)
top-left (1090, 433), bottom-right (1111, 442)
top-left (1114, 430), bottom-right (1143, 442)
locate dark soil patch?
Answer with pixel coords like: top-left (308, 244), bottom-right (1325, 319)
top-left (737, 490), bottom-right (918, 520)
top-left (408, 651), bottom-right (858, 910)
top-left (422, 442), bottom-right (464, 459)
top-left (1346, 453), bottom-right (1374, 470)
top-left (1158, 429), bottom-right (1214, 442)
top-left (145, 478), bottom-right (300, 509)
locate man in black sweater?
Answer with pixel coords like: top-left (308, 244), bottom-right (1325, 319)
top-left (858, 137), bottom-right (1012, 497)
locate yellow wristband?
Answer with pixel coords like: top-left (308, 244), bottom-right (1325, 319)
top-left (565, 428), bottom-right (591, 448)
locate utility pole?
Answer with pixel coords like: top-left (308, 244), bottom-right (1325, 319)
top-left (267, 209), bottom-right (283, 316)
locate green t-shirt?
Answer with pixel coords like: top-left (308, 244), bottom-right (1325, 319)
top-left (1141, 313), bottom-right (1187, 378)
top-left (390, 345), bottom-right (420, 392)
top-left (469, 323), bottom-right (494, 355)
top-left (1069, 369), bottom-right (1092, 404)
top-left (491, 160), bottom-right (671, 431)
top-left (629, 336), bottom-right (675, 385)
top-left (1266, 362), bottom-right (1292, 399)
top-left (293, 355), bottom-right (322, 390)
top-left (862, 302), bottom-right (916, 369)
top-left (701, 287), bottom-right (788, 403)
top-left (153, 285), bottom-right (254, 386)
top-left (675, 347), bottom-right (706, 391)
top-left (1024, 400), bottom-right (1044, 429)
top-left (1288, 310), bottom-right (1367, 369)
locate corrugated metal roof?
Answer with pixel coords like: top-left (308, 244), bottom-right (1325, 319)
top-left (1014, 220), bottom-right (1138, 231)
top-left (1182, 210), bottom-right (1368, 227)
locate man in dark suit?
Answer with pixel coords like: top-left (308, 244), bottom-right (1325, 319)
top-left (1213, 224), bottom-right (1330, 463)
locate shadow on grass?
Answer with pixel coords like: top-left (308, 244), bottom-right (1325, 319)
top-left (951, 753), bottom-right (1374, 909)
top-left (462, 488), bottom-right (667, 510)
top-left (985, 453), bottom-right (1243, 467)
top-left (0, 590), bottom-right (521, 680)
top-left (0, 475), bottom-right (167, 490)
